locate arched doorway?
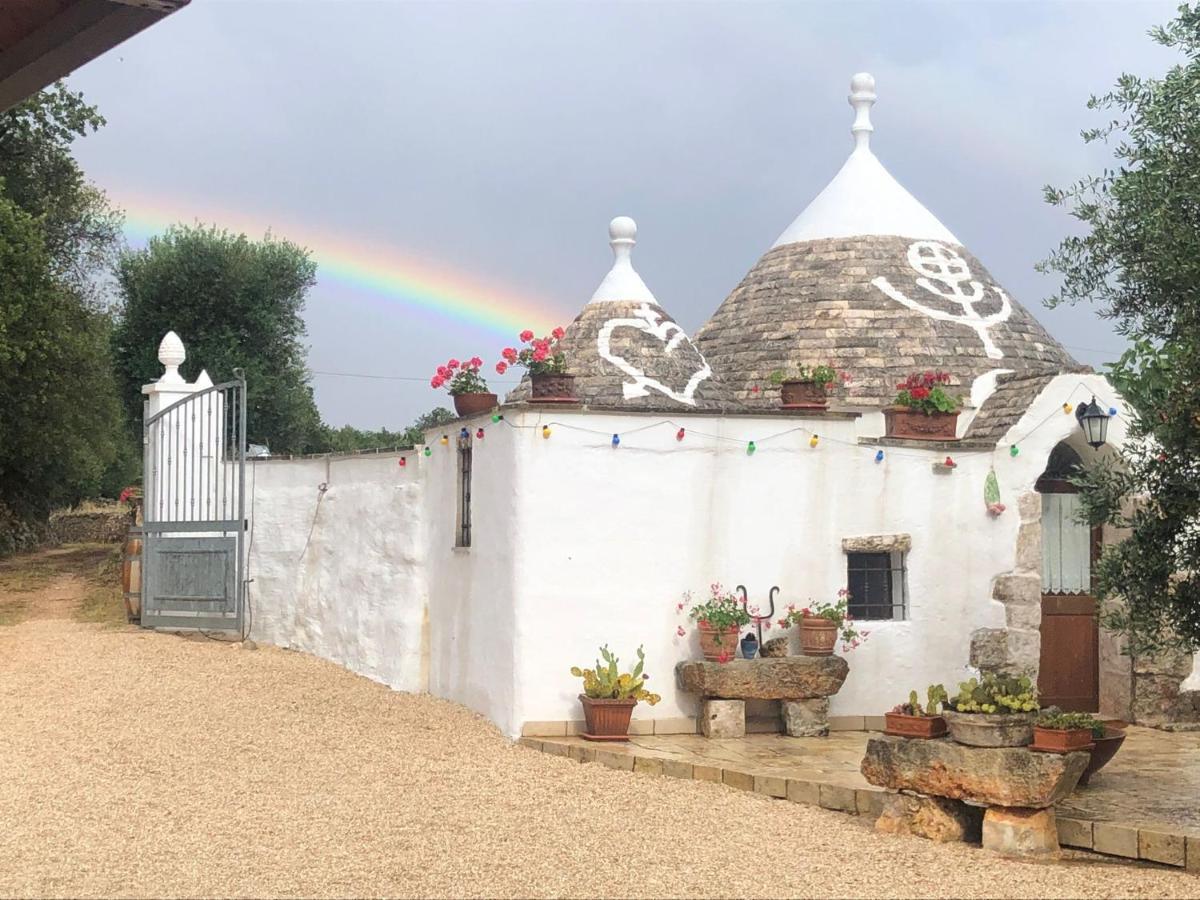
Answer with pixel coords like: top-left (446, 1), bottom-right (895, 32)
top-left (1036, 442), bottom-right (1101, 711)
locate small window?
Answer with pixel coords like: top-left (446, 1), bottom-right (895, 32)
top-left (455, 435), bottom-right (472, 548)
top-left (846, 551), bottom-right (907, 620)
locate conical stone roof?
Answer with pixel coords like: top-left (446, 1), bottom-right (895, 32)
top-left (507, 217), bottom-right (736, 410)
top-left (695, 73), bottom-right (1078, 409)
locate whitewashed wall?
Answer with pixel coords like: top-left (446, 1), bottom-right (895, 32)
top-left (497, 372), bottom-right (1127, 735)
top-left (246, 453), bottom-right (427, 692)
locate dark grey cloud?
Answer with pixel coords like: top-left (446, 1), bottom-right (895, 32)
top-left (69, 0), bottom-right (1179, 427)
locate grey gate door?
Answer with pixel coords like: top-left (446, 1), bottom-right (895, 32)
top-left (141, 376), bottom-right (247, 632)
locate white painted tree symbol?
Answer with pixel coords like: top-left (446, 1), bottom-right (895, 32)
top-left (872, 241), bottom-right (1013, 359)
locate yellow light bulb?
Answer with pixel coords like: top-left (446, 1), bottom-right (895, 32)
top-left (1062, 403), bottom-right (1072, 414)
top-left (542, 426), bottom-right (551, 439)
top-left (809, 435), bottom-right (819, 448)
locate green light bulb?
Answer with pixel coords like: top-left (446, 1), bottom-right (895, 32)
top-left (1010, 445), bottom-right (1019, 457)
top-left (747, 441), bottom-right (757, 456)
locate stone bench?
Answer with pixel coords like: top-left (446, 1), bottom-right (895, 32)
top-left (675, 656), bottom-right (849, 738)
top-left (860, 735), bottom-right (1090, 857)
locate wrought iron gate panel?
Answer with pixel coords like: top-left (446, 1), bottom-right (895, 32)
top-left (141, 377), bottom-right (246, 632)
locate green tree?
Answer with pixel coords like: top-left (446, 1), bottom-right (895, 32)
top-left (112, 225), bottom-right (323, 455)
top-left (311, 408), bottom-right (456, 454)
top-left (0, 85), bottom-right (129, 549)
top-left (1040, 3), bottom-right (1200, 654)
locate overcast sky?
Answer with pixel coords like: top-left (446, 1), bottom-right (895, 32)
top-left (68, 0), bottom-right (1179, 429)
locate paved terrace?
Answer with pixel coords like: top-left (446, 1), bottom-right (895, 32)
top-left (527, 725), bottom-right (1200, 870)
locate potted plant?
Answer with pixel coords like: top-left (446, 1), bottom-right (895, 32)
top-left (430, 356), bottom-right (496, 417)
top-left (768, 365), bottom-right (849, 410)
top-left (570, 644), bottom-right (661, 741)
top-left (885, 684), bottom-right (949, 739)
top-left (740, 632), bottom-right (759, 659)
top-left (776, 590), bottom-right (869, 657)
top-left (884, 371), bottom-right (963, 441)
top-left (942, 673), bottom-right (1039, 747)
top-left (1031, 711), bottom-right (1101, 753)
top-left (496, 327), bottom-right (574, 401)
top-left (678, 584), bottom-right (752, 662)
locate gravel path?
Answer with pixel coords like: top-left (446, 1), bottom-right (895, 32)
top-left (1, 559), bottom-right (1198, 898)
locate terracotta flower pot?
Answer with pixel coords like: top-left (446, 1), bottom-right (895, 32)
top-left (453, 392), bottom-right (498, 417)
top-left (696, 622), bottom-right (741, 662)
top-left (883, 407), bottom-right (959, 441)
top-left (884, 712), bottom-right (947, 739)
top-left (1030, 725), bottom-right (1095, 754)
top-left (530, 372), bottom-right (576, 402)
top-left (780, 380), bottom-right (828, 410)
top-left (942, 710), bottom-right (1035, 747)
top-left (799, 614), bottom-right (838, 657)
top-left (1078, 727), bottom-right (1127, 785)
top-left (579, 695), bottom-right (637, 741)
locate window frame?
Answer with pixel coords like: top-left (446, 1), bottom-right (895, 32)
top-left (455, 434), bottom-right (472, 548)
top-left (845, 549), bottom-right (908, 621)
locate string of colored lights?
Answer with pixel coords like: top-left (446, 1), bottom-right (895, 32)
top-left (398, 380), bottom-right (1123, 468)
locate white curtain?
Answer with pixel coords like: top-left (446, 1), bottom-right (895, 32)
top-left (1041, 493), bottom-right (1091, 594)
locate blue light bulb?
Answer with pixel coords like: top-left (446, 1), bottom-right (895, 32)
top-left (612, 433), bottom-right (620, 447)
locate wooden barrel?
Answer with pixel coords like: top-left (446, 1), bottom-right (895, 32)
top-left (122, 526), bottom-right (143, 623)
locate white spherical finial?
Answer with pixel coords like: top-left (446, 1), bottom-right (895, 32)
top-left (157, 330), bottom-right (186, 383)
top-left (609, 216), bottom-right (637, 245)
top-left (848, 71), bottom-right (877, 152)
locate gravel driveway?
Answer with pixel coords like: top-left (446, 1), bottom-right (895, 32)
top-left (1, 551), bottom-right (1198, 898)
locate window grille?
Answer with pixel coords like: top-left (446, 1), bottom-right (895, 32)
top-left (846, 551), bottom-right (907, 620)
top-left (456, 435), bottom-right (472, 548)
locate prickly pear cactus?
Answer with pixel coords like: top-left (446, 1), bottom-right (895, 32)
top-left (984, 469), bottom-right (1005, 516)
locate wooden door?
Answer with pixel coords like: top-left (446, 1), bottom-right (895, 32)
top-left (1037, 477), bottom-right (1100, 711)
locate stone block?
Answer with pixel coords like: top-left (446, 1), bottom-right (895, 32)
top-left (1186, 836), bottom-right (1200, 873)
top-left (1017, 490), bottom-right (1040, 522)
top-left (517, 737), bottom-right (543, 751)
top-left (633, 756), bottom-right (664, 777)
top-left (754, 775), bottom-right (788, 798)
top-left (722, 769), bottom-right (754, 791)
top-left (856, 789), bottom-right (884, 818)
top-left (1093, 822), bottom-right (1139, 858)
top-left (992, 573), bottom-right (1040, 610)
top-left (676, 656), bottom-right (849, 701)
top-left (829, 715), bottom-right (866, 731)
top-left (651, 717), bottom-right (697, 735)
top-left (860, 736), bottom-right (1088, 807)
top-left (841, 534), bottom-right (911, 553)
top-left (864, 715), bottom-right (887, 732)
top-left (1055, 817), bottom-right (1092, 849)
top-left (692, 765), bottom-right (722, 783)
top-left (700, 699), bottom-right (745, 738)
top-left (1004, 600), bottom-right (1042, 632)
top-left (982, 807), bottom-right (1060, 859)
top-left (541, 741), bottom-right (570, 758)
top-left (786, 779), bottom-right (819, 805)
top-left (875, 792), bottom-right (982, 842)
top-left (662, 759), bottom-right (693, 779)
top-left (969, 628), bottom-right (1008, 670)
top-left (782, 698), bottom-right (830, 737)
top-left (567, 744), bottom-right (595, 764)
top-left (1138, 830), bottom-right (1186, 867)
top-left (595, 750), bottom-right (634, 771)
top-left (819, 783), bottom-right (858, 813)
top-left (1014, 522), bottom-right (1041, 572)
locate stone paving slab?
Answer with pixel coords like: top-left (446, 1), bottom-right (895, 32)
top-left (523, 725), bottom-right (1200, 868)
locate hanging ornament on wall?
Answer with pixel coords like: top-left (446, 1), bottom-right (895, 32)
top-left (542, 425), bottom-right (551, 439)
top-left (984, 468), bottom-right (1006, 516)
top-left (746, 440), bottom-right (757, 456)
top-left (809, 435), bottom-right (819, 448)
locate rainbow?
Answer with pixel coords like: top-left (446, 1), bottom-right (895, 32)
top-left (114, 189), bottom-right (568, 336)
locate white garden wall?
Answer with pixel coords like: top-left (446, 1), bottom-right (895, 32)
top-left (246, 452), bottom-right (428, 693)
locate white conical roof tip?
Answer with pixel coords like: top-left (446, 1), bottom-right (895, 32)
top-left (849, 72), bottom-right (876, 152)
top-left (589, 215), bottom-right (657, 304)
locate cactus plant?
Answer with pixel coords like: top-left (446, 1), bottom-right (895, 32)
top-left (570, 645), bottom-right (661, 704)
top-left (891, 684), bottom-right (948, 717)
top-left (949, 673), bottom-right (1038, 713)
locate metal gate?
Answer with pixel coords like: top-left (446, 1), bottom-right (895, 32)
top-left (141, 375), bottom-right (246, 632)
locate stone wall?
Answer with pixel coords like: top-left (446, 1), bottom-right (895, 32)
top-left (49, 509), bottom-right (132, 544)
top-left (968, 489), bottom-right (1042, 679)
top-left (1132, 646), bottom-right (1200, 729)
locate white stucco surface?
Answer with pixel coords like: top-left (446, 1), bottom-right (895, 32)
top-left (246, 453), bottom-right (427, 693)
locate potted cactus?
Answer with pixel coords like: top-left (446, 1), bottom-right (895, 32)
top-left (884, 684), bottom-right (949, 739)
top-left (1031, 711), bottom-right (1102, 754)
top-left (570, 645), bottom-right (661, 741)
top-left (942, 673), bottom-right (1040, 747)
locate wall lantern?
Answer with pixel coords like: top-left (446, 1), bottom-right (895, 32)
top-left (1075, 396), bottom-right (1109, 449)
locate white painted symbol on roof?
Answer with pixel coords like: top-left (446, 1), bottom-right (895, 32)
top-left (872, 241), bottom-right (1012, 359)
top-left (596, 303), bottom-right (713, 406)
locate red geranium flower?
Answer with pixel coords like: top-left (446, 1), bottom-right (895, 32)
top-left (552, 326), bottom-right (565, 339)
top-left (495, 361), bottom-right (508, 374)
top-left (502, 347), bottom-right (518, 363)
top-left (447, 358), bottom-right (460, 369)
top-left (519, 329), bottom-right (534, 342)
